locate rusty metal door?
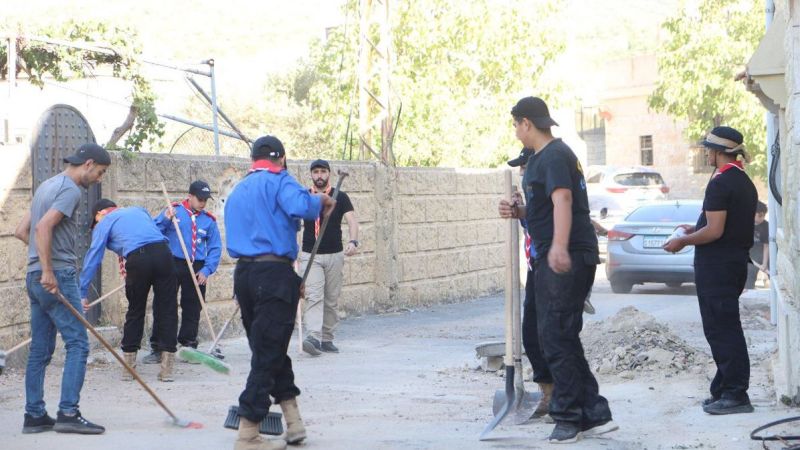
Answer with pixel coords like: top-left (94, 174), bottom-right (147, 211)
top-left (30, 105), bottom-right (103, 324)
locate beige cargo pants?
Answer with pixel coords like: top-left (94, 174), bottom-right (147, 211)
top-left (298, 251), bottom-right (344, 342)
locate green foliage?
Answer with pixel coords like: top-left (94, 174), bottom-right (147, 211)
top-left (260, 0), bottom-right (565, 167)
top-left (0, 20), bottom-right (164, 151)
top-left (649, 0), bottom-right (766, 179)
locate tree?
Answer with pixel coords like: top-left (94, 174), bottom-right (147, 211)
top-left (267, 0), bottom-right (565, 167)
top-left (0, 21), bottom-right (163, 151)
top-left (649, 0), bottom-right (766, 179)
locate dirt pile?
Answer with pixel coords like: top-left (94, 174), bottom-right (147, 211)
top-left (582, 306), bottom-right (708, 376)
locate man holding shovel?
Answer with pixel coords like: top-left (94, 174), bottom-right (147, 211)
top-left (14, 143), bottom-right (109, 434)
top-left (225, 135), bottom-right (335, 450)
top-left (147, 180), bottom-right (222, 364)
top-left (499, 97), bottom-right (616, 443)
top-left (79, 199), bottom-right (179, 382)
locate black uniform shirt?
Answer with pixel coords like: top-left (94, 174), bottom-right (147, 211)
top-left (523, 138), bottom-right (598, 259)
top-left (750, 220), bottom-right (769, 265)
top-left (695, 165), bottom-right (757, 264)
top-left (302, 189), bottom-right (354, 254)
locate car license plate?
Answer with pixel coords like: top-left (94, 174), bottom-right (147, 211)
top-left (643, 235), bottom-right (666, 248)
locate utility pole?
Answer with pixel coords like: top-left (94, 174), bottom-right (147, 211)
top-left (357, 0), bottom-right (394, 165)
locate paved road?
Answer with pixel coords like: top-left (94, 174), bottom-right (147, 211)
top-left (0, 269), bottom-right (785, 449)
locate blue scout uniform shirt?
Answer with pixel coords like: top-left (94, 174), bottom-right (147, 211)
top-left (79, 207), bottom-right (168, 298)
top-left (154, 201), bottom-right (222, 277)
top-left (224, 167), bottom-right (322, 260)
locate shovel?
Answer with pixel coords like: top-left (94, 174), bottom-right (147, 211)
top-left (479, 170), bottom-right (520, 440)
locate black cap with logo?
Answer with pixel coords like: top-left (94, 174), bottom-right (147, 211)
top-left (507, 148), bottom-right (533, 167)
top-left (511, 97), bottom-right (559, 128)
top-left (189, 180), bottom-right (213, 200)
top-left (63, 143), bottom-right (112, 166)
top-left (251, 135), bottom-right (286, 159)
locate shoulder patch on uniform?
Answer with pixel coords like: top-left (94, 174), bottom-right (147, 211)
top-left (204, 211), bottom-right (217, 221)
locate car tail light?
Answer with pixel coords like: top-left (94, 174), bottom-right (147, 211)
top-left (608, 230), bottom-right (634, 241)
top-left (606, 187), bottom-right (628, 193)
top-left (660, 186), bottom-right (670, 194)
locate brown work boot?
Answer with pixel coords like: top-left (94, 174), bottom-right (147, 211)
top-left (158, 351), bottom-right (175, 382)
top-left (534, 382), bottom-right (553, 417)
top-left (279, 398), bottom-right (307, 445)
top-left (233, 417), bottom-right (287, 450)
top-left (121, 352), bottom-right (137, 381)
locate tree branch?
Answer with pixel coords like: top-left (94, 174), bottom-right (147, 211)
top-left (106, 104), bottom-right (137, 148)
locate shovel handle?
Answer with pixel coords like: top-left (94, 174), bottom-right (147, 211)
top-left (503, 170), bottom-right (514, 368)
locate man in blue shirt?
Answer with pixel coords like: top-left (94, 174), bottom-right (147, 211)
top-left (79, 199), bottom-right (179, 382)
top-left (145, 180), bottom-right (222, 364)
top-left (225, 135), bottom-right (334, 450)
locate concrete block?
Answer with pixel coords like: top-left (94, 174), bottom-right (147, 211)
top-left (399, 198), bottom-right (426, 224)
top-left (112, 154), bottom-right (148, 192)
top-left (398, 226), bottom-right (417, 253)
top-left (417, 225), bottom-right (439, 252)
top-left (425, 198), bottom-right (449, 222)
top-left (399, 253), bottom-right (427, 282)
top-left (145, 158), bottom-right (191, 193)
top-left (0, 239), bottom-right (28, 283)
top-left (0, 284), bottom-right (29, 329)
top-left (456, 173), bottom-right (477, 195)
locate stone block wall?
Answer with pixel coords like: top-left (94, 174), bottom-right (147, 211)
top-left (0, 148), bottom-right (509, 360)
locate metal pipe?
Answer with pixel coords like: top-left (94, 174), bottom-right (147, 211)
top-left (4, 35), bottom-right (15, 143)
top-left (209, 59), bottom-right (220, 156)
top-left (158, 113), bottom-right (243, 141)
top-left (186, 77), bottom-right (251, 144)
top-left (764, 0), bottom-right (779, 325)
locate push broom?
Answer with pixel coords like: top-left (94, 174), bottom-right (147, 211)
top-left (54, 291), bottom-right (202, 429)
top-left (0, 283), bottom-right (125, 375)
top-left (159, 184), bottom-right (231, 375)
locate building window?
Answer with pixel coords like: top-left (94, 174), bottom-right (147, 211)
top-left (692, 145), bottom-right (714, 173)
top-left (640, 135), bottom-right (653, 166)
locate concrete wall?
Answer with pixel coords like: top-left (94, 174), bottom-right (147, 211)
top-left (774, 0), bottom-right (800, 404)
top-left (0, 146), bottom-right (508, 361)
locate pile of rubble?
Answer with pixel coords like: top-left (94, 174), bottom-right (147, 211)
top-left (582, 306), bottom-right (708, 376)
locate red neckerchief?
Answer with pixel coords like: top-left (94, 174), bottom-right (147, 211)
top-left (181, 199), bottom-right (199, 262)
top-left (96, 207), bottom-right (126, 278)
top-left (310, 185), bottom-right (332, 237)
top-left (524, 230), bottom-right (532, 271)
top-left (249, 160), bottom-right (284, 174)
top-left (716, 161), bottom-right (745, 177)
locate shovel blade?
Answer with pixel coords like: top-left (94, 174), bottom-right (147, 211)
top-left (479, 366), bottom-right (515, 440)
top-left (492, 389), bottom-right (543, 425)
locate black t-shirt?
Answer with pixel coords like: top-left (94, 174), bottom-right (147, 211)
top-left (523, 138), bottom-right (598, 258)
top-left (694, 167), bottom-right (757, 264)
top-left (302, 189), bottom-right (354, 254)
top-left (750, 220), bottom-right (769, 264)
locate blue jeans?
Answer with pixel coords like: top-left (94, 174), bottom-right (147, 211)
top-left (25, 268), bottom-right (89, 416)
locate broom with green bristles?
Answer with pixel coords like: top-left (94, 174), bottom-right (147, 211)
top-left (177, 305), bottom-right (239, 374)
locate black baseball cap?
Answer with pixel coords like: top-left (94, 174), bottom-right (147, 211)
top-left (91, 198), bottom-right (117, 228)
top-left (511, 96), bottom-right (559, 128)
top-left (507, 148), bottom-right (533, 167)
top-left (189, 180), bottom-right (213, 200)
top-left (251, 135), bottom-right (285, 159)
top-left (309, 159), bottom-right (330, 171)
top-left (63, 143), bottom-right (112, 166)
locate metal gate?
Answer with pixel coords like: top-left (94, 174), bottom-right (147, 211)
top-left (30, 104), bottom-right (103, 324)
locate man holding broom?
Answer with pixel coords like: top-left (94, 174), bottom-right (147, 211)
top-left (225, 135), bottom-right (335, 450)
top-left (146, 180), bottom-right (222, 364)
top-left (79, 199), bottom-right (179, 383)
top-left (14, 143), bottom-right (109, 434)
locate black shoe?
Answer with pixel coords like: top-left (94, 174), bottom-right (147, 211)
top-left (703, 398), bottom-right (754, 415)
top-left (302, 337), bottom-right (322, 356)
top-left (54, 411), bottom-right (105, 434)
top-left (701, 396), bottom-right (720, 407)
top-left (582, 419), bottom-right (618, 437)
top-left (22, 412), bottom-right (56, 434)
top-left (548, 422), bottom-right (582, 444)
top-left (320, 341), bottom-right (339, 353)
top-left (142, 350), bottom-right (162, 364)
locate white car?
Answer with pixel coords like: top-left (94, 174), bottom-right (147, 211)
top-left (586, 166), bottom-right (670, 219)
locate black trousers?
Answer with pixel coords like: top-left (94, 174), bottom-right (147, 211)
top-left (235, 260), bottom-right (302, 422)
top-left (695, 262), bottom-right (750, 401)
top-left (534, 254), bottom-right (611, 425)
top-left (150, 258), bottom-right (206, 349)
top-left (522, 265), bottom-right (553, 384)
top-left (121, 242), bottom-right (178, 353)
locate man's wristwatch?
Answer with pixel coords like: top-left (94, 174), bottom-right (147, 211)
top-left (349, 240), bottom-right (359, 247)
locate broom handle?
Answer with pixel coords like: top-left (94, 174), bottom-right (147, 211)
top-left (54, 291), bottom-right (180, 422)
top-left (160, 184), bottom-right (218, 344)
top-left (2, 283), bottom-right (125, 356)
top-left (206, 304), bottom-right (239, 353)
